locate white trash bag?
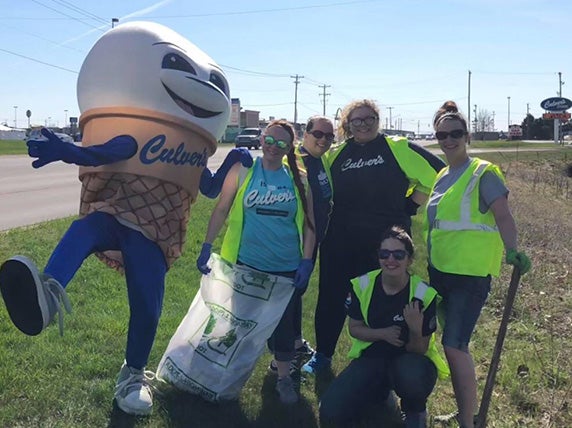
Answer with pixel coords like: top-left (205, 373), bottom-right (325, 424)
top-left (157, 253), bottom-right (295, 402)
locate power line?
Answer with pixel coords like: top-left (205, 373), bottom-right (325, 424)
top-left (0, 47), bottom-right (78, 73)
top-left (48, 0), bottom-right (109, 25)
top-left (143, 0), bottom-right (383, 18)
top-left (221, 64), bottom-right (290, 78)
top-left (29, 0), bottom-right (106, 31)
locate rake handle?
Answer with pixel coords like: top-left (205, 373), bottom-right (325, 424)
top-left (476, 267), bottom-right (522, 428)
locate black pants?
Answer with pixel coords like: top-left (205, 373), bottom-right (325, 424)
top-left (320, 353), bottom-right (437, 425)
top-left (314, 217), bottom-right (411, 358)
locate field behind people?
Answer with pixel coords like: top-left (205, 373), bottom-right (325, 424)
top-left (0, 149), bottom-right (570, 427)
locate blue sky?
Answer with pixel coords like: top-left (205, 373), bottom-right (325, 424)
top-left (1, 0), bottom-right (570, 134)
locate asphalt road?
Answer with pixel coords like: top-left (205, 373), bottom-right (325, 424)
top-left (0, 141), bottom-right (564, 231)
top-left (0, 145), bottom-right (237, 231)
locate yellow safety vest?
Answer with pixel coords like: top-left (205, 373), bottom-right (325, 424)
top-left (326, 135), bottom-right (441, 196)
top-left (426, 158), bottom-right (505, 277)
top-left (220, 158), bottom-right (305, 263)
top-left (348, 270), bottom-right (450, 380)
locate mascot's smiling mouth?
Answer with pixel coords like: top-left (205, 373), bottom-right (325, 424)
top-left (162, 83), bottom-right (220, 119)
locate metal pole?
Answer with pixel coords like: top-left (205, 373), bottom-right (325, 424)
top-left (13, 105), bottom-right (17, 129)
top-left (507, 96), bottom-right (511, 131)
top-left (468, 70), bottom-right (472, 131)
top-left (387, 107), bottom-right (393, 130)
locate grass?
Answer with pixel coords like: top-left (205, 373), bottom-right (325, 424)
top-left (0, 139), bottom-right (27, 155)
top-left (0, 150), bottom-right (571, 427)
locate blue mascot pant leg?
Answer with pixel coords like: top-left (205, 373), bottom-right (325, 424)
top-left (44, 212), bottom-right (122, 287)
top-left (121, 228), bottom-right (167, 370)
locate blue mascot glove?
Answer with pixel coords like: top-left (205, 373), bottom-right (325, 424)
top-left (197, 242), bottom-right (213, 275)
top-left (293, 258), bottom-right (314, 293)
top-left (506, 248), bottom-right (531, 274)
top-left (27, 128), bottom-right (75, 168)
top-left (200, 148), bottom-right (253, 198)
top-left (28, 128), bottom-right (137, 168)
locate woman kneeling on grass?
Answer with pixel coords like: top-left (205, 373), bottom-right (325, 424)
top-left (319, 226), bottom-right (448, 428)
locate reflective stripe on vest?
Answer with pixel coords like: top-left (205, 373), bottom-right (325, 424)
top-left (427, 158), bottom-right (504, 277)
top-left (432, 162), bottom-right (498, 233)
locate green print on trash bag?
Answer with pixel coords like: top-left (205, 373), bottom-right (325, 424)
top-left (207, 328), bottom-right (237, 355)
top-left (195, 303), bottom-right (257, 367)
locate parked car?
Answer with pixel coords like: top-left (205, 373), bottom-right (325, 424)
top-left (26, 129), bottom-right (75, 144)
top-left (234, 128), bottom-right (262, 149)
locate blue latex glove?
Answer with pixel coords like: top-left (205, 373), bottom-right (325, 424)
top-left (506, 249), bottom-right (531, 274)
top-left (293, 258), bottom-right (314, 292)
top-left (200, 148), bottom-right (253, 198)
top-left (196, 243), bottom-right (212, 275)
top-left (27, 128), bottom-right (137, 168)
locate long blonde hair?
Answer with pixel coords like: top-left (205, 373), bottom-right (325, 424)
top-left (337, 99), bottom-right (380, 141)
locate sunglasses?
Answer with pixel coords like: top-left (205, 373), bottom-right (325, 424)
top-left (350, 116), bottom-right (378, 127)
top-left (435, 129), bottom-right (466, 140)
top-left (309, 130), bottom-right (335, 142)
top-left (378, 249), bottom-right (409, 260)
top-left (263, 135), bottom-right (290, 150)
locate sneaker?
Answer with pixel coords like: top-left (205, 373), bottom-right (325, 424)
top-left (115, 362), bottom-right (154, 416)
top-left (275, 376), bottom-right (298, 404)
top-left (268, 359), bottom-right (297, 375)
top-left (0, 256), bottom-right (71, 336)
top-left (295, 340), bottom-right (315, 359)
top-left (301, 352), bottom-right (331, 374)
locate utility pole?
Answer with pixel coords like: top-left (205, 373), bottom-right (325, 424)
top-left (473, 104), bottom-right (478, 132)
top-left (507, 96), bottom-right (511, 131)
top-left (112, 18), bottom-right (119, 28)
top-left (468, 70), bottom-right (472, 131)
top-left (417, 120), bottom-right (420, 137)
top-left (557, 72), bottom-right (564, 144)
top-left (291, 74), bottom-right (304, 125)
top-left (387, 107), bottom-right (393, 130)
top-left (492, 111), bottom-right (495, 132)
top-left (319, 84), bottom-right (331, 115)
top-left (526, 103), bottom-right (530, 115)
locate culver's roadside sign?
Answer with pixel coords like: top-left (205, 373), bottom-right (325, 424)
top-left (540, 97), bottom-right (572, 112)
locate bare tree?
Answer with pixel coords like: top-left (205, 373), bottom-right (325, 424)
top-left (476, 109), bottom-right (494, 132)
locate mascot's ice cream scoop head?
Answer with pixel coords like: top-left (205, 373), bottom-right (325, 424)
top-left (77, 21), bottom-right (231, 195)
top-left (78, 21), bottom-right (230, 145)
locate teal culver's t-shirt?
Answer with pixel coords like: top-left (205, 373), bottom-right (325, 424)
top-left (238, 159), bottom-right (301, 272)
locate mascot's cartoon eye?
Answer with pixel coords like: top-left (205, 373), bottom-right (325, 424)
top-left (162, 53), bottom-right (197, 74)
top-left (209, 72), bottom-right (228, 96)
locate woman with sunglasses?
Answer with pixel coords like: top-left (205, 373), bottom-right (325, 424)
top-left (320, 226), bottom-right (448, 428)
top-left (196, 119), bottom-right (315, 404)
top-left (303, 99), bottom-right (446, 374)
top-left (273, 116), bottom-right (335, 369)
top-left (427, 101), bottom-right (531, 427)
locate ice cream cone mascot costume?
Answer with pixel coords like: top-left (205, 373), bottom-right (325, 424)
top-left (0, 22), bottom-right (248, 416)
